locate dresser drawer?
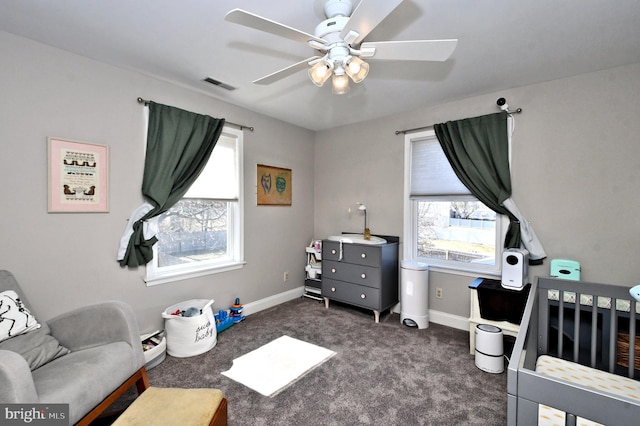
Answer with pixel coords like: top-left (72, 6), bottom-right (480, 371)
top-left (322, 278), bottom-right (380, 310)
top-left (323, 241), bottom-right (345, 262)
top-left (322, 241), bottom-right (381, 267)
top-left (323, 260), bottom-right (381, 288)
top-left (342, 244), bottom-right (380, 266)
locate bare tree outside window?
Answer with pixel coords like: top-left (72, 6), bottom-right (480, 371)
top-left (156, 199), bottom-right (229, 267)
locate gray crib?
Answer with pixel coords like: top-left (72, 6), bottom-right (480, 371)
top-left (507, 276), bottom-right (640, 425)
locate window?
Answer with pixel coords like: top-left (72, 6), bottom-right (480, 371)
top-left (403, 129), bottom-right (503, 274)
top-left (146, 126), bottom-right (244, 285)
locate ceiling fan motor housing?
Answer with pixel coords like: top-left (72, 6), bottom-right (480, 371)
top-left (324, 0), bottom-right (353, 19)
top-left (315, 16), bottom-right (349, 42)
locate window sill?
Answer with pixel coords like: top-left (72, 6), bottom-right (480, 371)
top-left (423, 264), bottom-right (501, 280)
top-left (145, 261), bottom-right (246, 286)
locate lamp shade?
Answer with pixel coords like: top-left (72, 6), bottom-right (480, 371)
top-left (309, 61), bottom-right (332, 87)
top-left (346, 57), bottom-right (369, 83)
top-left (332, 72), bottom-right (350, 94)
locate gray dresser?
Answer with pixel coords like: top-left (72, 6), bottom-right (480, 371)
top-left (321, 236), bottom-right (399, 322)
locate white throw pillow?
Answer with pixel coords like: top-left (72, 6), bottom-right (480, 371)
top-left (0, 290), bottom-right (41, 342)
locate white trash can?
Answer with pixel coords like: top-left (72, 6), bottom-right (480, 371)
top-left (475, 324), bottom-right (504, 373)
top-left (162, 299), bottom-right (217, 358)
top-left (400, 261), bottom-right (429, 329)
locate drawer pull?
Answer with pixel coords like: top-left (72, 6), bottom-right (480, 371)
top-left (331, 249), bottom-right (336, 255)
top-left (331, 268), bottom-right (336, 274)
top-left (361, 273), bottom-right (366, 279)
top-left (360, 293), bottom-right (366, 299)
top-left (361, 253), bottom-right (366, 259)
top-left (331, 287), bottom-right (336, 292)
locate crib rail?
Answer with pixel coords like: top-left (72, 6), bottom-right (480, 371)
top-left (537, 277), bottom-right (638, 378)
top-left (507, 276), bottom-right (640, 425)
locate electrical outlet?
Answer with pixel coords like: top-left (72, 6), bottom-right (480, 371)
top-left (435, 287), bottom-right (443, 299)
top-left (283, 271), bottom-right (289, 282)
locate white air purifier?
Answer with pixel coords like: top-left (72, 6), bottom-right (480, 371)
top-left (474, 324), bottom-right (504, 373)
top-left (501, 248), bottom-right (529, 290)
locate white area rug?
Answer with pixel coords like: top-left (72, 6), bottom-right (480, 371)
top-left (221, 335), bottom-right (336, 397)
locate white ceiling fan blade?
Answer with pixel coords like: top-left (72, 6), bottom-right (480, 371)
top-left (253, 56), bottom-right (321, 85)
top-left (361, 39), bottom-right (458, 61)
top-left (340, 0), bottom-right (404, 45)
top-left (225, 9), bottom-right (326, 45)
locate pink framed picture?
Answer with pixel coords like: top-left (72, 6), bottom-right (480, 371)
top-left (48, 138), bottom-right (109, 213)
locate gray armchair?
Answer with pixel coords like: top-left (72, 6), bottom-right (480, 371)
top-left (0, 270), bottom-right (149, 425)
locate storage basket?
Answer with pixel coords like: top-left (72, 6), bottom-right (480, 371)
top-left (616, 332), bottom-right (640, 370)
top-left (162, 299), bottom-right (216, 358)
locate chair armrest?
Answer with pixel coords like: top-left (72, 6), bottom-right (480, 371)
top-left (0, 350), bottom-right (39, 402)
top-left (47, 301), bottom-right (144, 366)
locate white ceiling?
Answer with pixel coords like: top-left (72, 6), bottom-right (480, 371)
top-left (2, 0), bottom-right (640, 131)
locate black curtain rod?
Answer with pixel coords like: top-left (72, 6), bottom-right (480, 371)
top-left (137, 97), bottom-right (254, 132)
top-left (395, 125), bottom-right (432, 135)
top-left (395, 102), bottom-right (522, 135)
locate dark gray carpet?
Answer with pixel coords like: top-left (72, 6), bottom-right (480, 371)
top-left (151, 298), bottom-right (507, 425)
top-left (107, 297), bottom-right (507, 425)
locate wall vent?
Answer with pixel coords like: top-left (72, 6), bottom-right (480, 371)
top-left (202, 77), bottom-right (236, 91)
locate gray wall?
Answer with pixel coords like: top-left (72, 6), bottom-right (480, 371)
top-left (315, 63), bottom-right (640, 319)
top-left (0, 32), bottom-right (315, 333)
top-left (2, 30), bottom-right (639, 330)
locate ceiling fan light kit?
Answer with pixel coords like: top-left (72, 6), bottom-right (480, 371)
top-left (225, 0), bottom-right (458, 95)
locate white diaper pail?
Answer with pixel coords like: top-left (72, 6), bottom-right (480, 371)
top-left (400, 261), bottom-right (429, 329)
top-left (475, 324), bottom-right (504, 373)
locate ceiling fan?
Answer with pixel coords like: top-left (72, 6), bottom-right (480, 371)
top-left (225, 0), bottom-right (458, 94)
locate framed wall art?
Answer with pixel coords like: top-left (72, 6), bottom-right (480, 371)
top-left (48, 137), bottom-right (109, 213)
top-left (257, 164), bottom-right (291, 206)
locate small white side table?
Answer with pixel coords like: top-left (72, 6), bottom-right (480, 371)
top-left (468, 278), bottom-right (525, 355)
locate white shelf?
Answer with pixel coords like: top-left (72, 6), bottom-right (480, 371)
top-left (306, 242), bottom-right (323, 283)
top-left (306, 246), bottom-right (322, 260)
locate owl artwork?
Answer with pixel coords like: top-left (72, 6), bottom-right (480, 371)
top-left (261, 173), bottom-right (272, 194)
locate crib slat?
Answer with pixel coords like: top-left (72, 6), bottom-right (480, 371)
top-left (558, 292), bottom-right (565, 357)
top-left (608, 302), bottom-right (617, 373)
top-left (590, 299), bottom-right (597, 368)
top-left (574, 292), bottom-right (581, 362)
top-left (629, 300), bottom-right (636, 378)
top-left (539, 287), bottom-right (550, 355)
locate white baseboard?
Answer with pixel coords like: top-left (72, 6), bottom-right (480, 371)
top-left (243, 286), bottom-right (304, 316)
top-left (244, 288), bottom-right (469, 333)
top-left (429, 309), bottom-right (469, 331)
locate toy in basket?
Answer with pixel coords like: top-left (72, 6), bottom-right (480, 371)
top-left (230, 298), bottom-right (246, 323)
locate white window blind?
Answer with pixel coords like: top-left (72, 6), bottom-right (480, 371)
top-left (409, 134), bottom-right (470, 197)
top-left (184, 134), bottom-right (238, 200)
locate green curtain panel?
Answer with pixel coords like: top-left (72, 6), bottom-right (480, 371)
top-left (434, 112), bottom-right (521, 249)
top-left (118, 102), bottom-right (225, 267)
top-left (434, 112), bottom-right (546, 263)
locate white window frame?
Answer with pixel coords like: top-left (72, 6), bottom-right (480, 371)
top-left (145, 126), bottom-right (245, 286)
top-left (403, 129), bottom-right (506, 277)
